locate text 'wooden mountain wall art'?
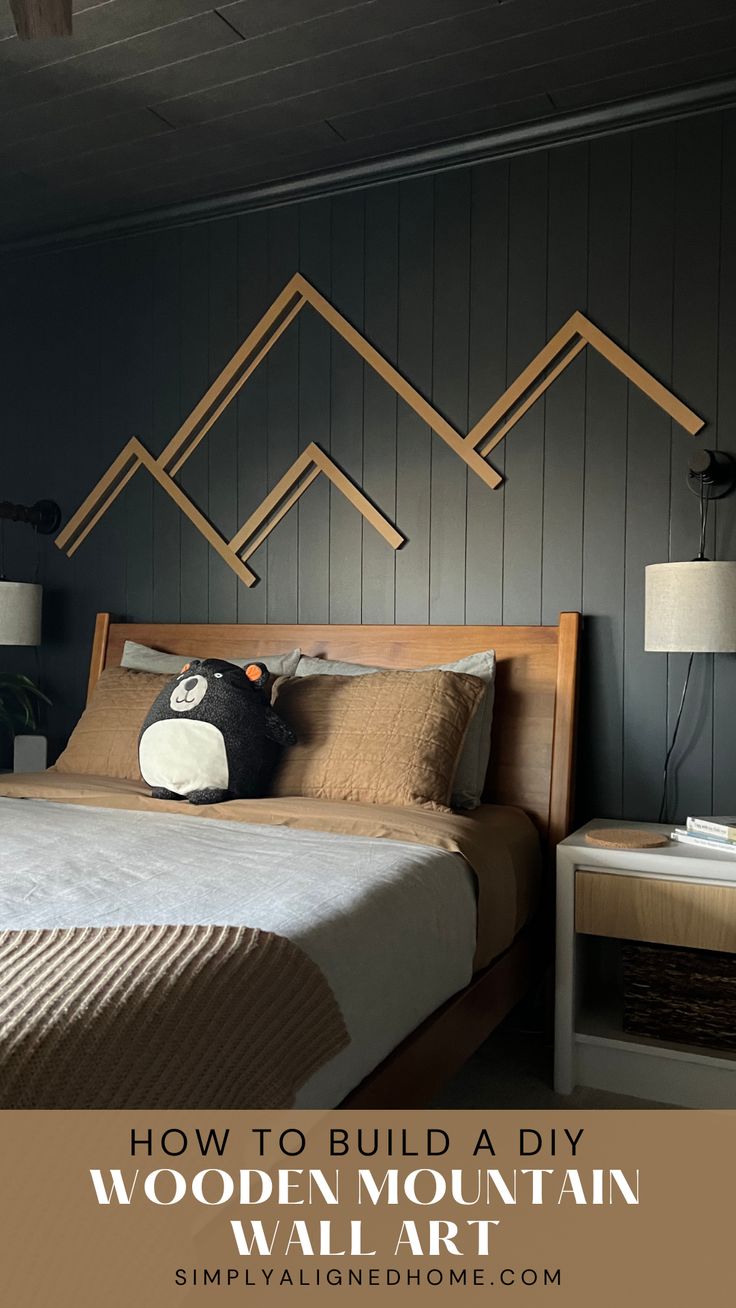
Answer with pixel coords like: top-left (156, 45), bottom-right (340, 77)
top-left (56, 272), bottom-right (704, 587)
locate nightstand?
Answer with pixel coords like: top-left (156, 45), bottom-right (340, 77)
top-left (555, 819), bottom-right (736, 1108)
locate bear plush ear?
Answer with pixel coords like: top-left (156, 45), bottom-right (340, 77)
top-left (244, 662), bottom-right (269, 689)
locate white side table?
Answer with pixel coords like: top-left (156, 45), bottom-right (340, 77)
top-left (555, 819), bottom-right (736, 1108)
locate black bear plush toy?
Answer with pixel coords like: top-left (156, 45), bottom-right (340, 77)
top-left (138, 658), bottom-right (296, 804)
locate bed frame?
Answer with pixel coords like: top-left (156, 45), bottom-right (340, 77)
top-left (88, 611), bottom-right (581, 1107)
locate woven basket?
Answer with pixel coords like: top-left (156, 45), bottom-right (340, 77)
top-left (622, 940), bottom-right (736, 1052)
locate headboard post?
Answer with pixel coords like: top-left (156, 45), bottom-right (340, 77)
top-left (547, 610), bottom-right (581, 852)
top-left (87, 612), bottom-right (110, 704)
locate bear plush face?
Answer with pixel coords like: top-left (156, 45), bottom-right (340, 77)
top-left (166, 658), bottom-right (270, 717)
top-left (169, 670), bottom-right (208, 711)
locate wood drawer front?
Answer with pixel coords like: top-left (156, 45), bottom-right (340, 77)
top-left (575, 870), bottom-right (736, 953)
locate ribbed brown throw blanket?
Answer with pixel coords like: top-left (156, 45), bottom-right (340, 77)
top-left (0, 923), bottom-right (349, 1109)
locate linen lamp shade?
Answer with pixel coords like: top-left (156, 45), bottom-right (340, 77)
top-left (645, 561), bottom-right (736, 653)
top-left (0, 581), bottom-right (42, 646)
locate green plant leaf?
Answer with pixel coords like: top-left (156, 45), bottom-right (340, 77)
top-left (0, 674), bottom-right (51, 705)
top-left (0, 673), bottom-right (51, 737)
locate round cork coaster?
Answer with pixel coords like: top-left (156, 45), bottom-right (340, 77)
top-left (585, 827), bottom-right (670, 850)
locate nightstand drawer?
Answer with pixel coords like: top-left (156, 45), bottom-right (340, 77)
top-left (575, 870), bottom-right (736, 953)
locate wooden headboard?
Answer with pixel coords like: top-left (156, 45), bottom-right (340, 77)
top-left (88, 613), bottom-right (581, 850)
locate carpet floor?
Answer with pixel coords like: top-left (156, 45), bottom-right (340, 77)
top-left (433, 1015), bottom-right (670, 1109)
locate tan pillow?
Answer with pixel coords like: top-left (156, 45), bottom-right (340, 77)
top-left (271, 669), bottom-right (484, 810)
top-left (294, 649), bottom-right (495, 810)
top-left (55, 667), bottom-right (167, 780)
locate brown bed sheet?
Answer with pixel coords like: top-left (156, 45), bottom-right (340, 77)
top-left (0, 770), bottom-right (543, 970)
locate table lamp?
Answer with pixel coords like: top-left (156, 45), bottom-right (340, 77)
top-left (0, 580), bottom-right (42, 646)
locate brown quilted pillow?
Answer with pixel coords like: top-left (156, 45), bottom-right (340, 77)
top-left (55, 667), bottom-right (168, 780)
top-left (271, 669), bottom-right (484, 810)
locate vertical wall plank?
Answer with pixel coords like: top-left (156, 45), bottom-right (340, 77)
top-left (152, 229), bottom-right (182, 623)
top-left (207, 218), bottom-right (239, 624)
top-left (668, 116), bottom-right (722, 821)
top-left (52, 250), bottom-right (99, 746)
top-left (236, 209), bottom-right (269, 620)
top-left (543, 143), bottom-right (588, 626)
top-left (430, 170), bottom-right (470, 622)
top-left (298, 196), bottom-right (332, 622)
top-left (362, 184), bottom-right (399, 623)
top-left (580, 134), bottom-right (631, 821)
top-left (89, 242), bottom-right (130, 627)
top-left (178, 225), bottom-right (210, 622)
top-left (4, 249), bottom-right (99, 756)
top-left (503, 153), bottom-right (548, 624)
top-left (395, 175), bottom-right (433, 624)
top-left (714, 109), bottom-right (736, 815)
top-left (329, 191), bottom-right (365, 623)
top-left (466, 159), bottom-right (509, 626)
top-left (0, 258), bottom-right (32, 763)
top-left (623, 125), bottom-right (677, 821)
top-left (266, 206), bottom-right (300, 623)
top-left (116, 235), bottom-right (154, 623)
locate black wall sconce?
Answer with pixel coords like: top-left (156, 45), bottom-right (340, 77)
top-left (686, 448), bottom-right (736, 503)
top-left (0, 500), bottom-right (61, 535)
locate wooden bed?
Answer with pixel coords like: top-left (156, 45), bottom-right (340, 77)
top-left (88, 610), bottom-right (581, 1107)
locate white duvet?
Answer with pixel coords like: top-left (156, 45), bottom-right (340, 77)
top-left (0, 797), bottom-right (477, 1106)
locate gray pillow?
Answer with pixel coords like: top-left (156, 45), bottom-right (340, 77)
top-left (121, 640), bottom-right (301, 679)
top-left (294, 650), bottom-right (495, 809)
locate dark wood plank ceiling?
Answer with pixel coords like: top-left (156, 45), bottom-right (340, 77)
top-left (0, 0), bottom-right (734, 241)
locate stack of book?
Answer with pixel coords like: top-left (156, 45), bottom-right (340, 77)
top-left (671, 816), bottom-right (736, 855)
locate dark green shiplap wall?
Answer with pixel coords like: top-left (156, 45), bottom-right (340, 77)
top-left (3, 109), bottom-right (736, 823)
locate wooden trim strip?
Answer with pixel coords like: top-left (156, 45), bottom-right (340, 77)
top-left (56, 266), bottom-right (703, 587)
top-left (237, 464), bottom-right (322, 560)
top-left (296, 275), bottom-right (503, 490)
top-left (466, 316), bottom-right (580, 450)
top-left (231, 442), bottom-right (404, 559)
top-left (477, 337), bottom-right (587, 457)
top-left (311, 444), bottom-right (405, 550)
top-left (132, 441), bottom-right (258, 587)
top-left (230, 447), bottom-right (320, 555)
top-left (159, 277), bottom-right (306, 472)
top-left (56, 440), bottom-right (258, 585)
top-left (166, 294), bottom-right (306, 477)
top-left (55, 440), bottom-right (141, 554)
top-left (575, 311), bottom-right (705, 435)
top-left (468, 311), bottom-right (703, 453)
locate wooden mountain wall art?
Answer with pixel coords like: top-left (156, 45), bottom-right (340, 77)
top-left (56, 272), bottom-right (704, 587)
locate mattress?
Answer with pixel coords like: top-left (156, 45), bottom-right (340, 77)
top-left (0, 783), bottom-right (541, 1105)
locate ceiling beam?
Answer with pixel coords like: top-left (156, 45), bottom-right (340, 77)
top-left (9, 0), bottom-right (72, 41)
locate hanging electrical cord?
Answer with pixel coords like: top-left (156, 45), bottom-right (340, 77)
top-left (697, 472), bottom-right (709, 560)
top-left (658, 461), bottom-right (714, 824)
top-left (657, 650), bottom-right (694, 823)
